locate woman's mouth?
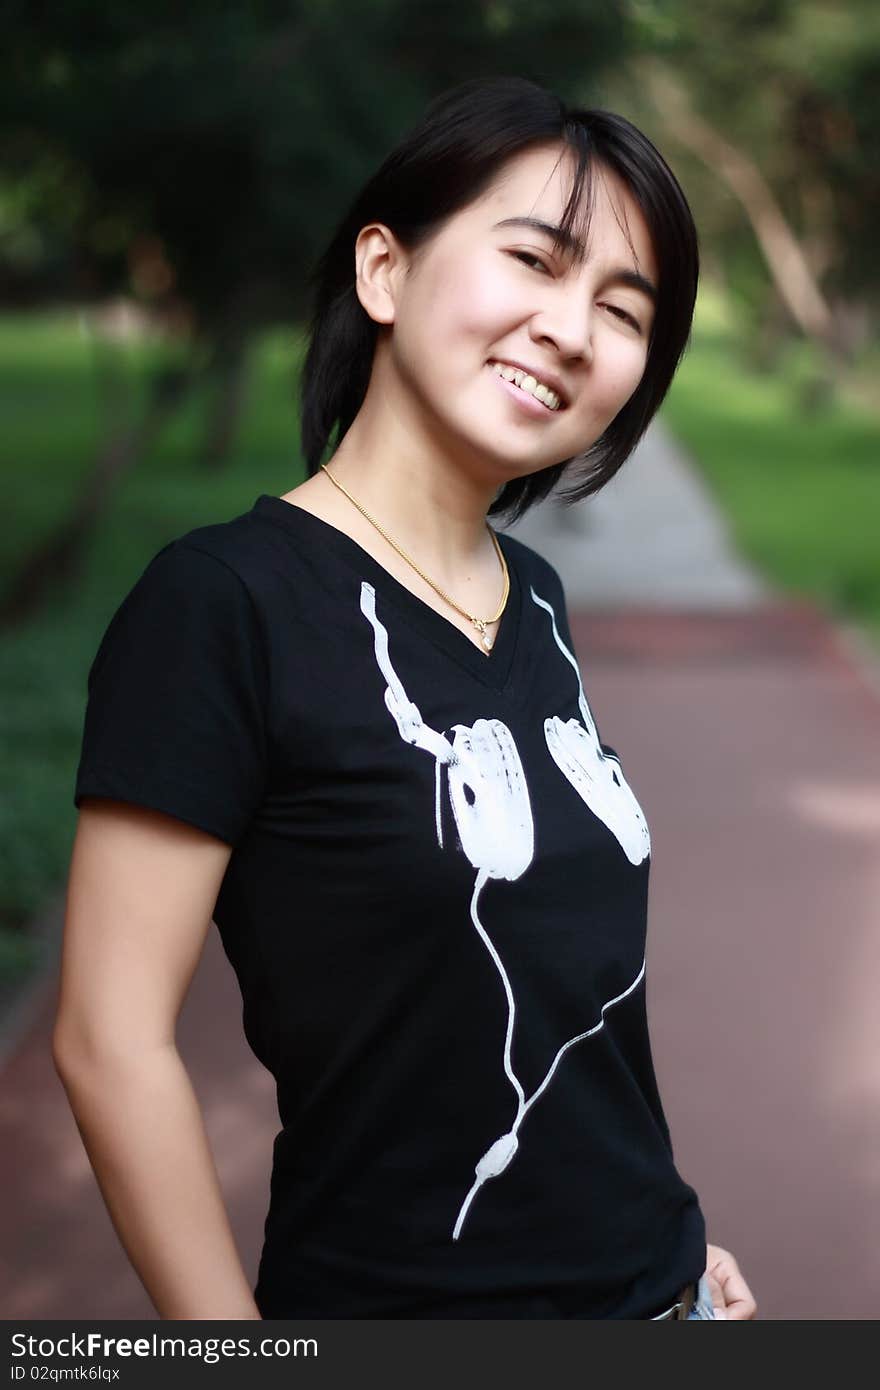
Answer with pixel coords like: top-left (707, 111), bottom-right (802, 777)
top-left (488, 360), bottom-right (564, 411)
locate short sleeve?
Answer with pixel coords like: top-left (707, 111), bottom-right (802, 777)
top-left (74, 540), bottom-right (270, 847)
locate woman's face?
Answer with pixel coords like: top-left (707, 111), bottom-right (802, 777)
top-left (367, 142), bottom-right (659, 485)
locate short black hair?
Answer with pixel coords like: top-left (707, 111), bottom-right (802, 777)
top-left (300, 75), bottom-right (699, 526)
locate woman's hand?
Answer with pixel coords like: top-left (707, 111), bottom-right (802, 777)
top-left (705, 1243), bottom-right (757, 1319)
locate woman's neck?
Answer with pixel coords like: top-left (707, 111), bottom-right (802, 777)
top-left (321, 399), bottom-right (504, 581)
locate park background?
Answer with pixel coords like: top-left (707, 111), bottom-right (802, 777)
top-left (1, 0), bottom-right (878, 1319)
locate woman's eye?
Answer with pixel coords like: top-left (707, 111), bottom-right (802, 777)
top-left (510, 250), bottom-right (550, 274)
top-left (602, 303), bottom-right (642, 333)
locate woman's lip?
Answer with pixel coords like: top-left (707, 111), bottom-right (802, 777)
top-left (488, 366), bottom-right (558, 418)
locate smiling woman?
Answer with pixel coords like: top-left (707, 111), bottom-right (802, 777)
top-left (300, 78), bottom-right (697, 537)
top-left (59, 76), bottom-right (756, 1324)
top-left (340, 143), bottom-right (661, 492)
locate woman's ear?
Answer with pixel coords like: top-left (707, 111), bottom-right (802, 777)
top-left (354, 223), bottom-right (407, 326)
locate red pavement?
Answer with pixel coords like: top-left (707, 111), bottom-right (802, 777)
top-left (2, 599), bottom-right (878, 1320)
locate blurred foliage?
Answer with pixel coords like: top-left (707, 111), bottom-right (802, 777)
top-left (1, 0), bottom-right (623, 344)
top-left (616, 0), bottom-right (880, 349)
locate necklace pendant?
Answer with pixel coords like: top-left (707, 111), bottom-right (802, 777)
top-left (473, 618), bottom-right (493, 652)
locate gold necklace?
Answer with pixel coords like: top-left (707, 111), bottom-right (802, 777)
top-left (320, 463), bottom-right (509, 652)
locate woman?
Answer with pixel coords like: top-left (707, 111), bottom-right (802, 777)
top-left (56, 76), bottom-right (756, 1321)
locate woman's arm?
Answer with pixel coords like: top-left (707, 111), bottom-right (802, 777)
top-left (53, 799), bottom-right (261, 1320)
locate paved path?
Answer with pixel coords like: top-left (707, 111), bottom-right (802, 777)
top-left (504, 420), bottom-right (770, 609)
top-left (2, 422), bottom-right (879, 1320)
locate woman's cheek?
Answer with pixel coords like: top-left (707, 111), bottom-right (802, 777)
top-left (459, 258), bottom-right (525, 330)
top-left (601, 343), bottom-right (648, 414)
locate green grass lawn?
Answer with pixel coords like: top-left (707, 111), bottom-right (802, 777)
top-left (664, 290), bottom-right (880, 647)
top-left (1, 299), bottom-right (878, 991)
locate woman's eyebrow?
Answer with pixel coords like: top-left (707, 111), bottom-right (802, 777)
top-left (493, 216), bottom-right (657, 301)
top-left (602, 268), bottom-right (657, 303)
top-left (493, 215), bottom-right (584, 256)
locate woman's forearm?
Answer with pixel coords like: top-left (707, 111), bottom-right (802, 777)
top-left (54, 1041), bottom-right (261, 1320)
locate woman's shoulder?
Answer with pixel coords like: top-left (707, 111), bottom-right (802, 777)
top-left (136, 495), bottom-right (320, 623)
top-left (88, 499), bottom-right (307, 682)
top-left (164, 495), bottom-right (291, 582)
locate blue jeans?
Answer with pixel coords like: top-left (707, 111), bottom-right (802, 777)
top-left (686, 1273), bottom-right (716, 1320)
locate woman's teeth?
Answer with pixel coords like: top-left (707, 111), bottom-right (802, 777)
top-left (491, 361), bottom-right (562, 411)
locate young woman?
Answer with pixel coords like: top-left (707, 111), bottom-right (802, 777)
top-left (56, 76), bottom-right (757, 1321)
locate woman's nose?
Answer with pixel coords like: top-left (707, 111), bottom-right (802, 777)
top-left (530, 292), bottom-right (593, 365)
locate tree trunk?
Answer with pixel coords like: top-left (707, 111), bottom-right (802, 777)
top-left (0, 367), bottom-right (194, 630)
top-left (201, 339), bottom-right (249, 469)
top-left (640, 62), bottom-right (841, 360)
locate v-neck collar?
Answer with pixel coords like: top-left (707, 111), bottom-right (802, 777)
top-left (251, 494), bottom-right (522, 691)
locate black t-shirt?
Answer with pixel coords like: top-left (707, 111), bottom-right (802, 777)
top-left (74, 493), bottom-right (706, 1318)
